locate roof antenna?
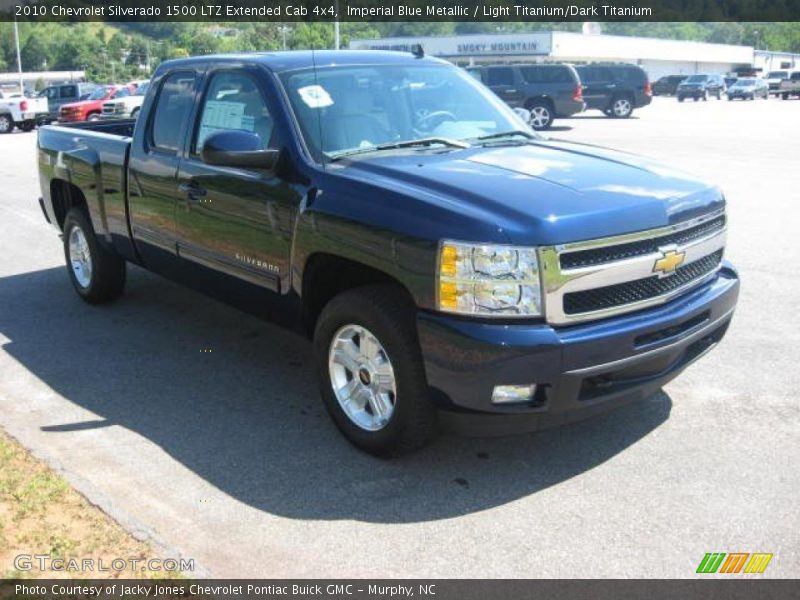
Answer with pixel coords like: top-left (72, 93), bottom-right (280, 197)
top-left (411, 44), bottom-right (425, 59)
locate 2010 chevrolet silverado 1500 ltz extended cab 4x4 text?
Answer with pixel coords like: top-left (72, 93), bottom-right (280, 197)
top-left (37, 51), bottom-right (739, 455)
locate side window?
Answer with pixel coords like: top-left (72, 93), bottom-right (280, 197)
top-left (60, 85), bottom-right (77, 100)
top-left (466, 68), bottom-right (484, 83)
top-left (151, 72), bottom-right (196, 153)
top-left (194, 71), bottom-right (274, 153)
top-left (43, 87), bottom-right (59, 100)
top-left (520, 66), bottom-right (542, 84)
top-left (487, 67), bottom-right (514, 86)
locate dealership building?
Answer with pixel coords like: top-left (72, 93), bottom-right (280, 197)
top-left (349, 30), bottom-right (799, 80)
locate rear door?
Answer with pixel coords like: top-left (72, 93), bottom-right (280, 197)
top-left (577, 66), bottom-right (614, 110)
top-left (174, 67), bottom-right (300, 292)
top-left (485, 66), bottom-right (524, 107)
top-left (128, 70), bottom-right (198, 266)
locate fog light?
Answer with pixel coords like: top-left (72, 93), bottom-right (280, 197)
top-left (492, 384), bottom-right (537, 405)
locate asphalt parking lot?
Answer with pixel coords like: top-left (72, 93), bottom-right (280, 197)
top-left (0, 95), bottom-right (798, 578)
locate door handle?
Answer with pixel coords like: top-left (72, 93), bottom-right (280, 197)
top-left (179, 182), bottom-right (207, 202)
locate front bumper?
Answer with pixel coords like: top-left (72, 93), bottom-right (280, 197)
top-left (417, 262), bottom-right (739, 435)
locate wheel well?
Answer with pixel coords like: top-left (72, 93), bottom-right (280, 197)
top-left (525, 96), bottom-right (554, 110)
top-left (50, 179), bottom-right (87, 231)
top-left (300, 254), bottom-right (411, 336)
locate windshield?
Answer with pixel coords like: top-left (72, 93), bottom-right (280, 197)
top-left (134, 82), bottom-right (150, 96)
top-left (733, 79), bottom-right (755, 87)
top-left (767, 71), bottom-right (788, 79)
top-left (87, 87), bottom-right (112, 100)
top-left (279, 64), bottom-right (527, 160)
top-left (686, 75), bottom-right (708, 83)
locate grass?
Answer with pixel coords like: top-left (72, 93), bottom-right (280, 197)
top-left (0, 429), bottom-right (185, 579)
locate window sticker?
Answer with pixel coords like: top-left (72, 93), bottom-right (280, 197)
top-left (297, 85), bottom-right (334, 109)
top-left (197, 100), bottom-right (255, 148)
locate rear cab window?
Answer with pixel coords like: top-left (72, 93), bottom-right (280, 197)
top-left (150, 71), bottom-right (196, 153)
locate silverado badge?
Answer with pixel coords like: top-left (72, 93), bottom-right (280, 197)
top-left (653, 248), bottom-right (686, 277)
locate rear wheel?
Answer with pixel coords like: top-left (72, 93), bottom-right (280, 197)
top-left (678, 95), bottom-right (685, 102)
top-left (63, 208), bottom-right (126, 304)
top-left (609, 96), bottom-right (633, 118)
top-left (314, 285), bottom-right (437, 456)
top-left (526, 101), bottom-right (553, 130)
top-left (20, 121), bottom-right (35, 132)
top-left (0, 114), bottom-right (14, 134)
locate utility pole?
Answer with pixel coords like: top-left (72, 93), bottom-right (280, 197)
top-left (14, 15), bottom-right (24, 94)
top-left (334, 0), bottom-right (340, 50)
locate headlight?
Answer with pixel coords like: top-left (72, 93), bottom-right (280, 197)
top-left (437, 240), bottom-right (542, 317)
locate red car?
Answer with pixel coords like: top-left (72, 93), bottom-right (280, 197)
top-left (58, 85), bottom-right (132, 122)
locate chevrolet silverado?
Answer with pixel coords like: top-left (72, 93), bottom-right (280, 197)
top-left (36, 51), bottom-right (739, 455)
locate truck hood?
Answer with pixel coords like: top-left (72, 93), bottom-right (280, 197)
top-left (336, 139), bottom-right (723, 245)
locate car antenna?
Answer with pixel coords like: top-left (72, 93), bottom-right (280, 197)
top-left (411, 44), bottom-right (425, 59)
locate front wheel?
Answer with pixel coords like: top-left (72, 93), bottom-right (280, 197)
top-left (314, 285), bottom-right (437, 456)
top-left (0, 114), bottom-right (14, 134)
top-left (527, 102), bottom-right (553, 130)
top-left (87, 113), bottom-right (101, 122)
top-left (63, 208), bottom-right (126, 304)
top-left (130, 108), bottom-right (140, 119)
top-left (678, 95), bottom-right (685, 103)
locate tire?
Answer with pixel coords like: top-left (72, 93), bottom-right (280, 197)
top-left (130, 108), bottom-right (140, 119)
top-left (313, 285), bottom-right (437, 456)
top-left (693, 96), bottom-right (699, 102)
top-left (20, 121), bottom-right (35, 132)
top-left (678, 95), bottom-right (685, 103)
top-left (609, 96), bottom-right (633, 118)
top-left (727, 96), bottom-right (733, 101)
top-left (63, 208), bottom-right (126, 304)
top-left (782, 93), bottom-right (789, 100)
top-left (526, 100), bottom-right (553, 130)
top-left (0, 114), bottom-right (14, 134)
top-left (87, 113), bottom-right (101, 121)
top-left (702, 91), bottom-right (708, 101)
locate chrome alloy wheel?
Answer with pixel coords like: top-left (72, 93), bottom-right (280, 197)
top-left (529, 106), bottom-right (551, 129)
top-left (613, 98), bottom-right (632, 117)
top-left (68, 225), bottom-right (93, 288)
top-left (328, 324), bottom-right (397, 432)
top-left (0, 115), bottom-right (12, 133)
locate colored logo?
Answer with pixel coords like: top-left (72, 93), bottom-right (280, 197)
top-left (696, 552), bottom-right (773, 574)
top-left (653, 247), bottom-right (686, 276)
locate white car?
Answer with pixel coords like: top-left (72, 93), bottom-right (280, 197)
top-left (0, 93), bottom-right (49, 133)
top-left (101, 81), bottom-right (150, 120)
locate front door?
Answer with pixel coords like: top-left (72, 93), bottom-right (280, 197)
top-left (175, 68), bottom-right (300, 292)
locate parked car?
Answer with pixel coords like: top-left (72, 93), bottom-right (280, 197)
top-left (574, 63), bottom-right (652, 118)
top-left (36, 51), bottom-right (738, 455)
top-left (39, 82), bottom-right (98, 120)
top-left (765, 70), bottom-right (791, 95)
top-left (101, 81), bottom-right (150, 119)
top-left (727, 78), bottom-right (769, 100)
top-left (59, 85), bottom-right (132, 122)
top-left (779, 72), bottom-right (800, 99)
top-left (0, 93), bottom-right (49, 133)
top-left (466, 63), bottom-right (584, 130)
top-left (676, 74), bottom-right (726, 101)
top-left (652, 75), bottom-right (687, 96)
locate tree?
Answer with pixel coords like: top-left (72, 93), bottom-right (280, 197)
top-left (21, 34), bottom-right (49, 71)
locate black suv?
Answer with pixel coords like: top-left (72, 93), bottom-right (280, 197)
top-left (652, 75), bottom-right (688, 96)
top-left (467, 63), bottom-right (584, 130)
top-left (574, 63), bottom-right (652, 118)
top-left (676, 74), bottom-right (726, 101)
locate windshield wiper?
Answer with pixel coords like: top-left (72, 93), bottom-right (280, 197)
top-left (474, 130), bottom-right (537, 142)
top-left (329, 137), bottom-right (470, 161)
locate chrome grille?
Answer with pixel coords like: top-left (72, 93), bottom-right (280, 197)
top-left (539, 209), bottom-right (726, 325)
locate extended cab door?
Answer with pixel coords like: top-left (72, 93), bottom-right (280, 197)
top-left (174, 67), bottom-right (300, 292)
top-left (128, 70), bottom-right (198, 265)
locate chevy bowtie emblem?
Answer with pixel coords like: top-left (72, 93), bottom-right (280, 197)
top-left (653, 248), bottom-right (686, 276)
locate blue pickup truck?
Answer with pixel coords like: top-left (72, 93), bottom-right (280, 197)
top-left (36, 51), bottom-right (739, 455)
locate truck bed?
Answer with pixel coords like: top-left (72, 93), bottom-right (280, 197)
top-left (38, 120), bottom-right (136, 260)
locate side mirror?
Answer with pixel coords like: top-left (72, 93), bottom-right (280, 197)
top-left (513, 107), bottom-right (531, 123)
top-left (200, 130), bottom-right (279, 170)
